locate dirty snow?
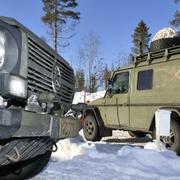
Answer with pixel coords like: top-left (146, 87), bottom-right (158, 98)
top-left (32, 91), bottom-right (180, 180)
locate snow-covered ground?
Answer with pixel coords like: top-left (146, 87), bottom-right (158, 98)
top-left (33, 131), bottom-right (180, 180)
top-left (32, 91), bottom-right (180, 180)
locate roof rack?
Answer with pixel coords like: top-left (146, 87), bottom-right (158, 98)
top-left (133, 45), bottom-right (180, 65)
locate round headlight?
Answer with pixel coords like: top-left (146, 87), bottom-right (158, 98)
top-left (0, 31), bottom-right (5, 68)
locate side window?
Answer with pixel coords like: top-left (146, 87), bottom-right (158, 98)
top-left (137, 69), bottom-right (153, 90)
top-left (112, 72), bottom-right (129, 94)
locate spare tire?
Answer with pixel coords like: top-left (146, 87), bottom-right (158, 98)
top-left (150, 37), bottom-right (180, 52)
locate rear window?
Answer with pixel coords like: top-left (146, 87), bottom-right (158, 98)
top-left (137, 69), bottom-right (153, 90)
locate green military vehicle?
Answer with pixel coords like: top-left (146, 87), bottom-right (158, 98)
top-left (0, 17), bottom-right (81, 179)
top-left (83, 29), bottom-right (180, 155)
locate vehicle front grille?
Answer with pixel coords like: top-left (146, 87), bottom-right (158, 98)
top-left (27, 37), bottom-right (75, 111)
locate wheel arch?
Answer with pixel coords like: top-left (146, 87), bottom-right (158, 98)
top-left (83, 106), bottom-right (105, 128)
top-left (83, 106), bottom-right (112, 138)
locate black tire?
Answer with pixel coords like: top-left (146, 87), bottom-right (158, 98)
top-left (128, 131), bottom-right (146, 138)
top-left (0, 150), bottom-right (52, 180)
top-left (152, 119), bottom-right (180, 155)
top-left (83, 114), bottom-right (101, 141)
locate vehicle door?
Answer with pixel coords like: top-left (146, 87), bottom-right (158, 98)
top-left (105, 71), bottom-right (130, 128)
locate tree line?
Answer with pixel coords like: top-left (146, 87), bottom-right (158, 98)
top-left (41, 0), bottom-right (180, 93)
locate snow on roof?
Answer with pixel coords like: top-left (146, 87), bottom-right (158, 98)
top-left (152, 27), bottom-right (179, 41)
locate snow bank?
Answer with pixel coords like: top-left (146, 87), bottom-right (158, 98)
top-left (35, 131), bottom-right (180, 180)
top-left (144, 140), bottom-right (168, 152)
top-left (73, 90), bottom-right (106, 104)
top-left (152, 27), bottom-right (179, 41)
top-left (72, 91), bottom-right (87, 104)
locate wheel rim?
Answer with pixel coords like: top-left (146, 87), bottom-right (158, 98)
top-left (85, 118), bottom-right (95, 136)
top-left (161, 129), bottom-right (175, 148)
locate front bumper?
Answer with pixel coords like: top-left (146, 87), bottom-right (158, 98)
top-left (0, 108), bottom-right (81, 140)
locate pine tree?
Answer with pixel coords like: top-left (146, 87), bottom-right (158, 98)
top-left (90, 74), bottom-right (97, 93)
top-left (170, 11), bottom-right (180, 28)
top-left (42, 0), bottom-right (80, 51)
top-left (75, 69), bottom-right (85, 92)
top-left (132, 20), bottom-right (151, 56)
top-left (170, 0), bottom-right (180, 28)
top-left (103, 65), bottom-right (111, 89)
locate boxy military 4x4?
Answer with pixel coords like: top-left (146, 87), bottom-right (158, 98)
top-left (0, 16), bottom-right (81, 179)
top-left (83, 31), bottom-right (180, 155)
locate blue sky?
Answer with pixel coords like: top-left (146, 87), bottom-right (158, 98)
top-left (0, 0), bottom-right (179, 68)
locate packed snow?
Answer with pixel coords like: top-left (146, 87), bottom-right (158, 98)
top-left (32, 91), bottom-right (180, 180)
top-left (152, 27), bottom-right (179, 41)
top-left (33, 131), bottom-right (180, 180)
top-left (73, 90), bottom-right (106, 104)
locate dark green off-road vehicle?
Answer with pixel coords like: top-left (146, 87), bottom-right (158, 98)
top-left (83, 30), bottom-right (180, 155)
top-left (0, 17), bottom-right (81, 179)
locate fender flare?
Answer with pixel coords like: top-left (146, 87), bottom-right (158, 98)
top-left (83, 106), bottom-right (104, 128)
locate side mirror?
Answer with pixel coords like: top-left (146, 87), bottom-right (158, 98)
top-left (107, 79), bottom-right (113, 97)
top-left (108, 79), bottom-right (113, 90)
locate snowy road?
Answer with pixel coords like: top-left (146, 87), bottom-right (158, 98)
top-left (32, 131), bottom-right (180, 180)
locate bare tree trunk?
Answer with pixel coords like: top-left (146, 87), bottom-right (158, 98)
top-left (89, 61), bottom-right (92, 92)
top-left (54, 3), bottom-right (58, 52)
top-left (54, 22), bottom-right (58, 52)
top-left (82, 32), bottom-right (100, 92)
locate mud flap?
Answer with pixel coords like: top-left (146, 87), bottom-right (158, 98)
top-left (99, 127), bottom-right (112, 138)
